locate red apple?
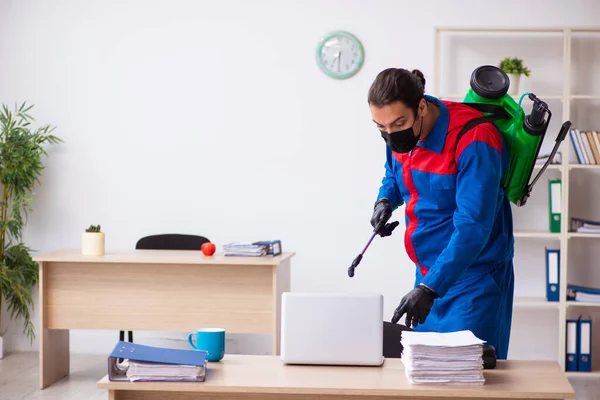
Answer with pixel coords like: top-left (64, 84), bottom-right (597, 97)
top-left (201, 242), bottom-right (216, 256)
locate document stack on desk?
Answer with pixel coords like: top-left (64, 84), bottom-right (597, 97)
top-left (223, 240), bottom-right (282, 256)
top-left (108, 341), bottom-right (208, 382)
top-left (401, 330), bottom-right (486, 385)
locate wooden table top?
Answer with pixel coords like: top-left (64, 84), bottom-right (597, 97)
top-left (97, 354), bottom-right (575, 399)
top-left (33, 249), bottom-right (295, 266)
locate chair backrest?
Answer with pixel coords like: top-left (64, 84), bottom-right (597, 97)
top-left (383, 321), bottom-right (412, 358)
top-left (135, 234), bottom-right (210, 250)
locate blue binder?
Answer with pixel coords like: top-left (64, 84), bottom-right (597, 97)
top-left (565, 319), bottom-right (578, 371)
top-left (578, 317), bottom-right (592, 372)
top-left (108, 341), bottom-right (208, 382)
top-left (545, 248), bottom-right (560, 302)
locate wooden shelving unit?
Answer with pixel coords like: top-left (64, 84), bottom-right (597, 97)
top-left (433, 26), bottom-right (600, 382)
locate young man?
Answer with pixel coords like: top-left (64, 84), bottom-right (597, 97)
top-left (368, 67), bottom-right (515, 359)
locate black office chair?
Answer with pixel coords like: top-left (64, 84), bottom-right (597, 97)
top-left (119, 233), bottom-right (211, 348)
top-left (383, 321), bottom-right (412, 358)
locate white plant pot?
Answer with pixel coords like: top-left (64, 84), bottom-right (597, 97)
top-left (0, 335), bottom-right (5, 359)
top-left (81, 232), bottom-right (105, 256)
top-left (508, 74), bottom-right (520, 96)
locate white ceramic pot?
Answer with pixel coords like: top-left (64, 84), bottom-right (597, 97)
top-left (0, 335), bottom-right (5, 359)
top-left (81, 232), bottom-right (105, 256)
top-left (508, 74), bottom-right (520, 96)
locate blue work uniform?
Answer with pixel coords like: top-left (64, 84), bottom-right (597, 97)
top-left (377, 95), bottom-right (515, 359)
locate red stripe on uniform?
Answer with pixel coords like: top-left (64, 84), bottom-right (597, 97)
top-left (401, 157), bottom-right (428, 276)
top-left (409, 147), bottom-right (457, 175)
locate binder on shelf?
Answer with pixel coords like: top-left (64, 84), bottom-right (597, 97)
top-left (566, 319), bottom-right (578, 372)
top-left (566, 284), bottom-right (600, 302)
top-left (545, 248), bottom-right (560, 302)
top-left (570, 217), bottom-right (600, 234)
top-left (108, 341), bottom-right (208, 382)
top-left (548, 179), bottom-right (562, 233)
top-left (578, 316), bottom-right (592, 372)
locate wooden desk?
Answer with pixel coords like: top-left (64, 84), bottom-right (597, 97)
top-left (97, 354), bottom-right (575, 400)
top-left (33, 249), bottom-right (294, 389)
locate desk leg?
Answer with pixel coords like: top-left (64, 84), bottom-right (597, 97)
top-left (273, 258), bottom-right (291, 356)
top-left (39, 261), bottom-right (70, 389)
top-left (39, 329), bottom-right (70, 388)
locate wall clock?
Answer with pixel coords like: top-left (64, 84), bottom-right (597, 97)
top-left (316, 31), bottom-right (364, 79)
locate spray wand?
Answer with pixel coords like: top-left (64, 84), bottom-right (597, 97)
top-left (348, 221), bottom-right (399, 277)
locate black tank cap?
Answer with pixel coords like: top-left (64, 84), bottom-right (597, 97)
top-left (470, 65), bottom-right (510, 100)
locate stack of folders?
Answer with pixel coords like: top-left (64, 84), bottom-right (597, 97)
top-left (567, 284), bottom-right (600, 303)
top-left (108, 341), bottom-right (208, 382)
top-left (223, 240), bottom-right (282, 257)
top-left (566, 316), bottom-right (592, 372)
top-left (570, 217), bottom-right (600, 234)
top-left (401, 330), bottom-right (486, 385)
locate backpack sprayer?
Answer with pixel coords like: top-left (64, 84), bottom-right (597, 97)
top-left (348, 65), bottom-right (571, 278)
top-left (461, 65), bottom-right (571, 206)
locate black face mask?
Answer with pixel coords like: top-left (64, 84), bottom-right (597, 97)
top-left (380, 115), bottom-right (423, 154)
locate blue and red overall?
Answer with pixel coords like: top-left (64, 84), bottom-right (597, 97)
top-left (377, 95), bottom-right (515, 359)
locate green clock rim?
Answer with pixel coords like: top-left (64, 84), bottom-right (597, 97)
top-left (316, 30), bottom-right (364, 80)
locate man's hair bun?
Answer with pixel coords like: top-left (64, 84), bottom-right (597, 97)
top-left (411, 69), bottom-right (426, 88)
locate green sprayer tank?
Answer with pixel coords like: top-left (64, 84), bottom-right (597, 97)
top-left (459, 65), bottom-right (571, 206)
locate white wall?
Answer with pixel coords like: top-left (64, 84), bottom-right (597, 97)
top-left (0, 0), bottom-right (599, 360)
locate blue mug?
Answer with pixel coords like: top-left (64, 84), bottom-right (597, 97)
top-left (187, 328), bottom-right (225, 362)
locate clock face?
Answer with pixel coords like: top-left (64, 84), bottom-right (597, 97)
top-left (316, 31), bottom-right (364, 79)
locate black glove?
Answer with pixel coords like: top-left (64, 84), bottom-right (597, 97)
top-left (391, 284), bottom-right (438, 328)
top-left (378, 221), bottom-right (400, 237)
top-left (370, 198), bottom-right (392, 234)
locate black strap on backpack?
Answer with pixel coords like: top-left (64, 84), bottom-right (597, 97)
top-left (454, 103), bottom-right (512, 146)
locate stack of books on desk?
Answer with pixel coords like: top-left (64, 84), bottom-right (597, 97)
top-left (223, 240), bottom-right (282, 257)
top-left (401, 330), bottom-right (485, 385)
top-left (108, 341), bottom-right (208, 382)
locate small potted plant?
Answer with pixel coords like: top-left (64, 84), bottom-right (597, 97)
top-left (498, 57), bottom-right (531, 95)
top-left (81, 224), bottom-right (105, 256)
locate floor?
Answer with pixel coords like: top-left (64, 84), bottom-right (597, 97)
top-left (0, 352), bottom-right (108, 400)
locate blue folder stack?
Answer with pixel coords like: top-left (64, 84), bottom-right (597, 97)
top-left (565, 316), bottom-right (592, 372)
top-left (108, 341), bottom-right (208, 382)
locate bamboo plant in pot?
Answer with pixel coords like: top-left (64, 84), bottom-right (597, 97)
top-left (0, 103), bottom-right (61, 358)
top-left (498, 57), bottom-right (531, 96)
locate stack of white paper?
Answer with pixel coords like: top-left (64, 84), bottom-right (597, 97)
top-left (125, 360), bottom-right (206, 382)
top-left (223, 242), bottom-right (268, 256)
top-left (401, 330), bottom-right (486, 385)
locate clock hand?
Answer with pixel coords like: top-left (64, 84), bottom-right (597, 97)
top-left (337, 51), bottom-right (341, 72)
top-left (331, 52), bottom-right (340, 69)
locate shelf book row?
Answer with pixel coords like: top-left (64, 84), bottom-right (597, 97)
top-left (570, 128), bottom-right (600, 165)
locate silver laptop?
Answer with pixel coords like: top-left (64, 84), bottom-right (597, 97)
top-left (280, 292), bottom-right (384, 366)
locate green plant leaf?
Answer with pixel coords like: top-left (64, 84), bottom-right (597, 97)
top-left (0, 102), bottom-right (61, 342)
top-left (498, 56), bottom-right (531, 77)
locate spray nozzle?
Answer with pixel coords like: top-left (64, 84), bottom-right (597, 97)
top-left (524, 94), bottom-right (550, 136)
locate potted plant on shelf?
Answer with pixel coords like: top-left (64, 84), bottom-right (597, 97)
top-left (498, 57), bottom-right (531, 96)
top-left (82, 224), bottom-right (105, 256)
top-left (0, 102), bottom-right (61, 358)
